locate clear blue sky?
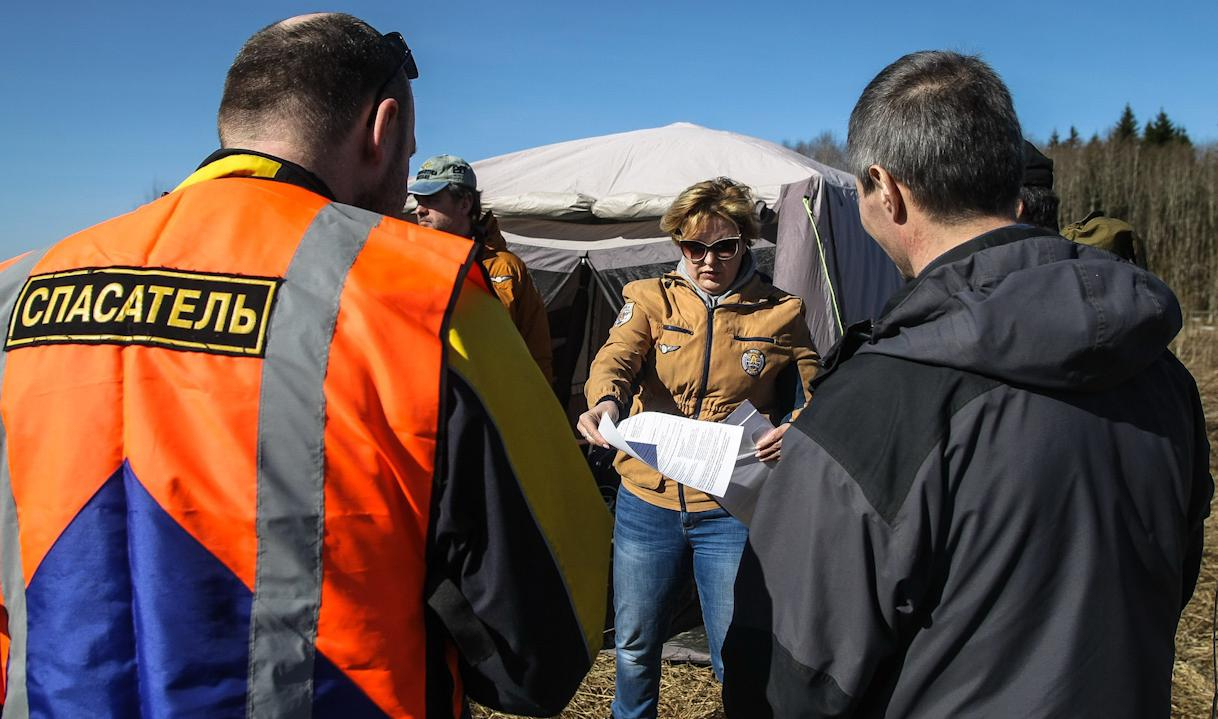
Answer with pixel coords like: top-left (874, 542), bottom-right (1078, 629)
top-left (2, 1), bottom-right (1215, 257)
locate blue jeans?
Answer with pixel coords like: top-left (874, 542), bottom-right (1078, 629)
top-left (611, 485), bottom-right (748, 719)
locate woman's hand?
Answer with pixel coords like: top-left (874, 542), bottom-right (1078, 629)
top-left (754, 423), bottom-right (791, 463)
top-left (577, 400), bottom-right (620, 449)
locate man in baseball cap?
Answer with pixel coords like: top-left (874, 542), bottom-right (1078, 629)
top-left (409, 155), bottom-right (554, 385)
top-left (409, 153), bottom-right (477, 197)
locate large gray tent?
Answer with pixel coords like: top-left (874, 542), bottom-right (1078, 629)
top-left (473, 123), bottom-right (903, 655)
top-left (472, 122), bottom-right (902, 417)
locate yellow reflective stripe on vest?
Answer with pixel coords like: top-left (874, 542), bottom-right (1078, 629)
top-left (447, 287), bottom-right (611, 660)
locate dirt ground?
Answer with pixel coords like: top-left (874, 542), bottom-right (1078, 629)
top-left (476, 339), bottom-right (1218, 719)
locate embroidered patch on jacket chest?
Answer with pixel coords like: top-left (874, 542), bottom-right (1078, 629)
top-left (658, 343), bottom-right (680, 354)
top-left (741, 348), bottom-right (766, 376)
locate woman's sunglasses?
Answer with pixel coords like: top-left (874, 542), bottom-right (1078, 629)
top-left (678, 236), bottom-right (742, 262)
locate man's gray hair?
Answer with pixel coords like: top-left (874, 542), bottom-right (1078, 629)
top-left (847, 51), bottom-right (1024, 223)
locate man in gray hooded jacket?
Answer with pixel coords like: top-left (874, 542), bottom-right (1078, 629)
top-left (722, 50), bottom-right (1213, 718)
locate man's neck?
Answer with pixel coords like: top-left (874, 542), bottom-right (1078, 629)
top-left (233, 139), bottom-right (353, 204)
top-left (909, 215), bottom-right (1015, 277)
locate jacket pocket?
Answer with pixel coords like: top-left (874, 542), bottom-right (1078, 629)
top-left (619, 457), bottom-right (666, 491)
top-left (733, 335), bottom-right (776, 344)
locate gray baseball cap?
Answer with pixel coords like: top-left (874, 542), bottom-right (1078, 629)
top-left (408, 154), bottom-right (477, 196)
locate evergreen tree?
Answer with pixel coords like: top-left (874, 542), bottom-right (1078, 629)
top-left (1049, 129), bottom-right (1061, 147)
top-left (1143, 109), bottom-right (1175, 145)
top-left (1067, 126), bottom-right (1081, 147)
top-left (1112, 103), bottom-right (1139, 142)
top-left (1143, 109), bottom-right (1193, 147)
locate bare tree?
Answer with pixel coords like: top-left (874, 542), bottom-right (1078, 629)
top-left (785, 131), bottom-right (848, 171)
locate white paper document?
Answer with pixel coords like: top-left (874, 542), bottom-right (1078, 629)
top-left (716, 401), bottom-right (777, 525)
top-left (598, 412), bottom-right (744, 497)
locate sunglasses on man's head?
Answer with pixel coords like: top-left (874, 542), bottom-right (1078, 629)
top-left (366, 31), bottom-right (419, 126)
top-left (380, 32), bottom-right (419, 81)
top-left (678, 236), bottom-right (742, 262)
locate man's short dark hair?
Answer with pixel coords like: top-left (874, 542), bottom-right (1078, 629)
top-left (1017, 185), bottom-right (1060, 231)
top-left (218, 14), bottom-right (409, 149)
top-left (447, 185), bottom-right (491, 241)
top-left (847, 51), bottom-right (1024, 223)
top-left (446, 185), bottom-right (482, 220)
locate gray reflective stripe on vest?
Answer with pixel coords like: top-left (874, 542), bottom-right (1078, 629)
top-left (245, 204), bottom-right (379, 719)
top-left (0, 249), bottom-right (49, 719)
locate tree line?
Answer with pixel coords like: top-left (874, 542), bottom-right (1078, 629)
top-left (1050, 104), bottom-right (1192, 148)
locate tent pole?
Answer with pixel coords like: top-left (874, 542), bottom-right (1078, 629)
top-left (804, 196), bottom-right (844, 336)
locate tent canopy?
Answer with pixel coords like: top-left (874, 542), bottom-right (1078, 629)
top-left (478, 121), bottom-right (856, 224)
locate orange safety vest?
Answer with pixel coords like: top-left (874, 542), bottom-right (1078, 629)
top-left (0, 175), bottom-right (481, 717)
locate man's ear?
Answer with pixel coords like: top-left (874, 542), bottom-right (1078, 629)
top-left (871, 165), bottom-right (907, 224)
top-left (367, 97), bottom-right (400, 162)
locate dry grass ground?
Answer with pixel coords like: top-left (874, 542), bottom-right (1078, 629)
top-left (1172, 333), bottom-right (1217, 719)
top-left (476, 331), bottom-right (1218, 719)
top-left (473, 653), bottom-right (724, 719)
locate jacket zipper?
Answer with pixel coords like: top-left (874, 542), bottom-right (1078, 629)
top-left (689, 298), bottom-right (770, 418)
top-left (692, 304), bottom-right (716, 420)
top-left (680, 303), bottom-right (717, 512)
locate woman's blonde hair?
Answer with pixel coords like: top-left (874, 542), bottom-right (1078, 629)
top-left (660, 177), bottom-right (760, 244)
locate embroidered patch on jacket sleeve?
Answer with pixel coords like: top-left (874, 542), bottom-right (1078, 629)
top-left (5, 267), bottom-right (282, 357)
top-left (614, 301), bottom-right (634, 327)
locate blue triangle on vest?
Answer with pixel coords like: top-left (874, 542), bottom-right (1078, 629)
top-left (23, 461), bottom-right (387, 718)
top-left (313, 651), bottom-right (394, 718)
top-left (25, 462), bottom-right (251, 716)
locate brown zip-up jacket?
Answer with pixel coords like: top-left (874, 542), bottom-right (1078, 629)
top-left (586, 267), bottom-right (819, 512)
top-left (478, 215), bottom-right (554, 385)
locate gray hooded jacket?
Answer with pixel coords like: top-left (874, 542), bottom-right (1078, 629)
top-left (723, 225), bottom-right (1213, 718)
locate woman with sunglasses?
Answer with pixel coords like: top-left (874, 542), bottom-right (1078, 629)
top-left (578, 177), bottom-right (819, 719)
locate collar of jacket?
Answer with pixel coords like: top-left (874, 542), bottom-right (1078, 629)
top-left (172, 148), bottom-right (338, 200)
top-left (812, 318), bottom-right (873, 388)
top-left (476, 211), bottom-right (509, 253)
top-left (877, 223), bottom-right (1044, 319)
top-left (813, 224), bottom-right (1049, 388)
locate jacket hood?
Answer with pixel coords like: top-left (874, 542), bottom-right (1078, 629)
top-left (859, 228), bottom-right (1182, 391)
top-left (662, 251), bottom-right (793, 310)
top-left (673, 250), bottom-right (758, 308)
